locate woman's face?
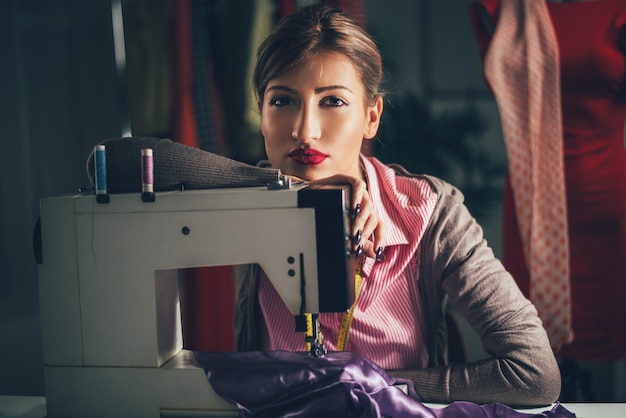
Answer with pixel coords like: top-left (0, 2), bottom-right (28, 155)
top-left (259, 51), bottom-right (383, 181)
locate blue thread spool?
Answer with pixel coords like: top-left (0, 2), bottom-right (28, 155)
top-left (94, 145), bottom-right (110, 203)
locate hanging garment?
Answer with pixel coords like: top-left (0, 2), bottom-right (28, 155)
top-left (471, 0), bottom-right (626, 362)
top-left (481, 0), bottom-right (572, 352)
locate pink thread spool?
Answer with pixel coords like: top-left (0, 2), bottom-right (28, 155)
top-left (141, 148), bottom-right (155, 202)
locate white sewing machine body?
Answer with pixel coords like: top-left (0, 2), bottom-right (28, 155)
top-left (37, 184), bottom-right (353, 418)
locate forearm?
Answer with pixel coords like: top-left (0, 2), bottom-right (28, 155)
top-left (391, 355), bottom-right (559, 407)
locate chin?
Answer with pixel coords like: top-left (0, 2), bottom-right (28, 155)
top-left (283, 166), bottom-right (314, 181)
top-left (298, 169), bottom-right (329, 182)
top-left (282, 160), bottom-right (333, 182)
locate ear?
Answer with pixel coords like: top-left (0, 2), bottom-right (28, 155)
top-left (364, 96), bottom-right (383, 140)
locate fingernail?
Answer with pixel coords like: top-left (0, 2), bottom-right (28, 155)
top-left (355, 245), bottom-right (363, 258)
top-left (353, 203), bottom-right (361, 218)
top-left (354, 230), bottom-right (362, 246)
top-left (375, 246), bottom-right (385, 262)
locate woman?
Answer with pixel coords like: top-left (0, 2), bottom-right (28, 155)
top-left (234, 4), bottom-right (561, 407)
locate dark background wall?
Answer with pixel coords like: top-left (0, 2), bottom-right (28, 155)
top-left (0, 0), bottom-right (126, 396)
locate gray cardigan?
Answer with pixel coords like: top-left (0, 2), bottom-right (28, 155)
top-left (234, 171), bottom-right (561, 408)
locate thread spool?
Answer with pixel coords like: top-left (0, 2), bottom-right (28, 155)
top-left (141, 148), bottom-right (155, 202)
top-left (94, 145), bottom-right (110, 203)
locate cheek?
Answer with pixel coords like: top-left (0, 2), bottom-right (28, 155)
top-left (261, 123), bottom-right (282, 154)
top-left (261, 110), bottom-right (287, 138)
top-left (260, 109), bottom-right (270, 136)
top-left (333, 115), bottom-right (368, 142)
top-left (261, 118), bottom-right (285, 162)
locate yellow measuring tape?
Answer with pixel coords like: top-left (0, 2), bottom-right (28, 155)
top-left (336, 257), bottom-right (363, 351)
top-left (304, 313), bottom-right (314, 353)
top-left (305, 257), bottom-right (363, 353)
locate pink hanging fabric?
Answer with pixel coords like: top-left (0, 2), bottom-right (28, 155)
top-left (483, 0), bottom-right (573, 351)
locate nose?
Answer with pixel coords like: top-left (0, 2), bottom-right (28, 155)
top-left (292, 104), bottom-right (321, 143)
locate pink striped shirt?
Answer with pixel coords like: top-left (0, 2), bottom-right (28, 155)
top-left (258, 157), bottom-right (437, 369)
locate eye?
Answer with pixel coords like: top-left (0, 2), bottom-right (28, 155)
top-left (321, 96), bottom-right (346, 107)
top-left (268, 96), bottom-right (295, 107)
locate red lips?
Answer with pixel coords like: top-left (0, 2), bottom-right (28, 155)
top-left (288, 148), bottom-right (328, 165)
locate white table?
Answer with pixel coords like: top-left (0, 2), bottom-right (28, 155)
top-left (1, 396), bottom-right (625, 418)
top-left (0, 396), bottom-right (46, 418)
top-left (426, 402), bottom-right (626, 417)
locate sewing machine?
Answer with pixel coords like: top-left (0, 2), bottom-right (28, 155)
top-left (37, 181), bottom-right (354, 418)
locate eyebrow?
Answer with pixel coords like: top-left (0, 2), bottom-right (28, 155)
top-left (266, 85), bottom-right (353, 94)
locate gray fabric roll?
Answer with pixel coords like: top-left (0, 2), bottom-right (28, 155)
top-left (86, 137), bottom-right (281, 193)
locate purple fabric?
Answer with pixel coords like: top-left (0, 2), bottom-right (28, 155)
top-left (194, 350), bottom-right (575, 418)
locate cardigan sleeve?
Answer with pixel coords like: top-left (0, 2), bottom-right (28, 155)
top-left (388, 177), bottom-right (561, 407)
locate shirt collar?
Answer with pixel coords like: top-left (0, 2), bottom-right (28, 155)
top-left (361, 156), bottom-right (411, 246)
top-left (361, 155), bottom-right (438, 246)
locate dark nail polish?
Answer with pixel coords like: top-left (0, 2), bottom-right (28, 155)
top-left (354, 230), bottom-right (362, 246)
top-left (353, 203), bottom-right (361, 218)
top-left (375, 246), bottom-right (385, 262)
top-left (355, 245), bottom-right (363, 258)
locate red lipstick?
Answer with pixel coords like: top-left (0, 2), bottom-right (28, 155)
top-left (288, 148), bottom-right (328, 165)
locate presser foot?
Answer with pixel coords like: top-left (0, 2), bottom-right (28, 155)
top-left (307, 339), bottom-right (327, 358)
top-left (296, 313), bottom-right (327, 357)
top-left (304, 325), bottom-right (326, 358)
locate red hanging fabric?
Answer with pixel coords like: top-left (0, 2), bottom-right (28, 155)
top-left (336, 0), bottom-right (367, 27)
top-left (278, 0), bottom-right (295, 18)
top-left (172, 0), bottom-right (236, 353)
top-left (171, 0), bottom-right (198, 148)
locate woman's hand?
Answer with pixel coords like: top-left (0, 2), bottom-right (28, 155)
top-left (307, 174), bottom-right (386, 261)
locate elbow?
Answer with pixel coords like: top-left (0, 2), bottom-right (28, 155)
top-left (513, 358), bottom-right (562, 407)
top-left (534, 362), bottom-right (562, 406)
top-left (532, 348), bottom-right (562, 406)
